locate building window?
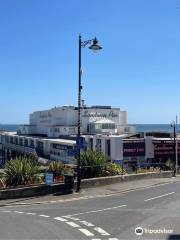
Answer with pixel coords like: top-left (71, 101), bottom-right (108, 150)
top-left (30, 140), bottom-right (34, 148)
top-left (24, 139), bottom-right (28, 147)
top-left (96, 139), bottom-right (101, 152)
top-left (106, 139), bottom-right (111, 157)
top-left (15, 138), bottom-right (18, 145)
top-left (89, 138), bottom-right (93, 150)
top-left (19, 139), bottom-right (23, 146)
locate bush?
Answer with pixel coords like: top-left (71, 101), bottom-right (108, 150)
top-left (48, 161), bottom-right (74, 182)
top-left (0, 178), bottom-right (5, 189)
top-left (4, 157), bottom-right (41, 187)
top-left (165, 158), bottom-right (174, 170)
top-left (48, 161), bottom-right (65, 176)
top-left (103, 163), bottom-right (125, 176)
top-left (80, 150), bottom-right (108, 178)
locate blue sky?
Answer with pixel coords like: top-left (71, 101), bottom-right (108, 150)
top-left (0, 0), bottom-right (180, 124)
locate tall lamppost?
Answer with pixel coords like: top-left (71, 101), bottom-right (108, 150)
top-left (171, 116), bottom-right (178, 176)
top-left (76, 34), bottom-right (102, 192)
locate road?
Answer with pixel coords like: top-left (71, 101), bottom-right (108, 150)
top-left (0, 178), bottom-right (180, 240)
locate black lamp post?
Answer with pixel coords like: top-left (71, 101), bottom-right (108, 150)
top-left (76, 34), bottom-right (102, 192)
top-left (171, 118), bottom-right (177, 176)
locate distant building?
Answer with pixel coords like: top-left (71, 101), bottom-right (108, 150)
top-left (1, 105), bottom-right (178, 170)
top-left (17, 105), bottom-right (130, 136)
top-left (0, 105), bottom-right (136, 165)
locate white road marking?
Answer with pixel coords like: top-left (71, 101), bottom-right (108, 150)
top-left (94, 227), bottom-right (110, 236)
top-left (54, 217), bottom-right (68, 222)
top-left (14, 211), bottom-right (24, 214)
top-left (80, 220), bottom-right (95, 227)
top-left (64, 204), bottom-right (127, 217)
top-left (1, 210), bottom-right (11, 213)
top-left (109, 238), bottom-right (119, 240)
top-left (65, 216), bottom-right (80, 221)
top-left (78, 228), bottom-right (94, 236)
top-left (26, 212), bottom-right (37, 215)
top-left (39, 214), bottom-right (50, 218)
top-left (144, 192), bottom-right (175, 202)
top-left (66, 222), bottom-right (80, 228)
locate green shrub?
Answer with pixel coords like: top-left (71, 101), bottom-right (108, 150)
top-left (4, 157), bottom-right (40, 187)
top-left (48, 161), bottom-right (65, 176)
top-left (165, 158), bottom-right (174, 170)
top-left (48, 161), bottom-right (74, 177)
top-left (103, 163), bottom-right (125, 176)
top-left (0, 178), bottom-right (5, 189)
top-left (80, 150), bottom-right (108, 178)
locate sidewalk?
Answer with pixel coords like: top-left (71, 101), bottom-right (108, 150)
top-left (0, 176), bottom-right (178, 207)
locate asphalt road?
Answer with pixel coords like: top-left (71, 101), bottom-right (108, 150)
top-left (1, 178), bottom-right (180, 240)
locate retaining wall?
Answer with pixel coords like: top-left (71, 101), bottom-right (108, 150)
top-left (0, 171), bottom-right (172, 200)
top-left (80, 171), bottom-right (172, 188)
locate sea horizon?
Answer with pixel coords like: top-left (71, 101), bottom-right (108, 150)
top-left (0, 123), bottom-right (179, 133)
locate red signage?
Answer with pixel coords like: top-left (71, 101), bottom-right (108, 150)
top-left (123, 140), bottom-right (145, 157)
top-left (153, 140), bottom-right (180, 157)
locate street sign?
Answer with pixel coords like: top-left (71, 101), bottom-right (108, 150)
top-left (76, 137), bottom-right (86, 149)
top-left (45, 173), bottom-right (53, 185)
top-left (67, 149), bottom-right (77, 156)
top-left (76, 137), bottom-right (84, 145)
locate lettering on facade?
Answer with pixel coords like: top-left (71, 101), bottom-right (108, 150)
top-left (153, 140), bottom-right (180, 156)
top-left (123, 140), bottom-right (145, 157)
top-left (82, 110), bottom-right (118, 118)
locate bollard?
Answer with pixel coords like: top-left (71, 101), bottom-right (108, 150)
top-left (64, 174), bottom-right (74, 194)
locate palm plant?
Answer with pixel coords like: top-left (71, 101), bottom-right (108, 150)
top-left (4, 157), bottom-right (40, 187)
top-left (48, 161), bottom-right (65, 177)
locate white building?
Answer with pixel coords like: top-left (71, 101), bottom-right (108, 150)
top-left (18, 105), bottom-right (130, 137)
top-left (0, 105), bottom-right (136, 164)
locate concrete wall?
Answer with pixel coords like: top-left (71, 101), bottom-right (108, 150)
top-left (80, 171), bottom-right (172, 188)
top-left (0, 171), bottom-right (172, 200)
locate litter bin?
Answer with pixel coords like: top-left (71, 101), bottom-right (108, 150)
top-left (64, 174), bottom-right (74, 194)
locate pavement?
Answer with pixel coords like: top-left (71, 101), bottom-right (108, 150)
top-left (0, 176), bottom-right (180, 240)
top-left (0, 176), bottom-right (175, 206)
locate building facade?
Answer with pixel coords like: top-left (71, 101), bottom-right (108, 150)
top-left (0, 105), bottom-right (136, 165)
top-left (0, 105), bottom-right (178, 170)
top-left (17, 105), bottom-right (131, 137)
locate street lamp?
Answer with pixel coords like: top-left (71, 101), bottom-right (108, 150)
top-left (76, 34), bottom-right (102, 192)
top-left (171, 116), bottom-right (178, 176)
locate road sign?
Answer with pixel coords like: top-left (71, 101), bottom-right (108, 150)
top-left (76, 137), bottom-right (86, 149)
top-left (76, 137), bottom-right (85, 145)
top-left (45, 173), bottom-right (53, 185)
top-left (67, 149), bottom-right (77, 156)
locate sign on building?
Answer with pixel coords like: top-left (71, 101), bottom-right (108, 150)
top-left (123, 140), bottom-right (145, 157)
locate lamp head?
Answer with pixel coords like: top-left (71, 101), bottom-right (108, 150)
top-left (170, 121), bottom-right (175, 127)
top-left (89, 37), bottom-right (102, 52)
